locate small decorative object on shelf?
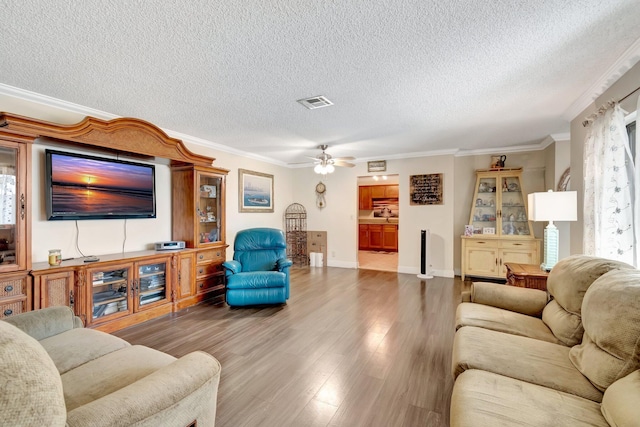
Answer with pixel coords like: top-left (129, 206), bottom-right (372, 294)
top-left (48, 249), bottom-right (62, 266)
top-left (464, 225), bottom-right (473, 237)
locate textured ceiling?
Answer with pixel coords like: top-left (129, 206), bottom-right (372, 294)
top-left (1, 1), bottom-right (640, 166)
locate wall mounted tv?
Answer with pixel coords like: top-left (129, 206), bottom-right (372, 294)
top-left (45, 149), bottom-right (156, 220)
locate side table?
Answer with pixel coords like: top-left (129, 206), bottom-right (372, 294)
top-left (505, 263), bottom-right (549, 291)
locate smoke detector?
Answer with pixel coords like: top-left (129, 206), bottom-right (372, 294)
top-left (297, 95), bottom-right (334, 110)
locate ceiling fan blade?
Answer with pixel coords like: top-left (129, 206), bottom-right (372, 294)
top-left (332, 156), bottom-right (356, 161)
top-left (333, 160), bottom-right (355, 168)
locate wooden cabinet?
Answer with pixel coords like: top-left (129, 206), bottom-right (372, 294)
top-left (359, 223), bottom-right (398, 252)
top-left (31, 251), bottom-right (180, 332)
top-left (382, 224), bottom-right (398, 251)
top-left (368, 224), bottom-right (383, 249)
top-left (461, 168), bottom-right (540, 280)
top-left (359, 225), bottom-right (369, 250)
top-left (193, 248), bottom-right (226, 305)
top-left (0, 113), bottom-right (229, 322)
top-left (0, 273), bottom-right (30, 318)
top-left (32, 269), bottom-right (75, 310)
top-left (0, 133), bottom-right (32, 320)
top-left (385, 185), bottom-right (399, 198)
top-left (359, 186), bottom-right (372, 210)
top-left (359, 185), bottom-right (399, 210)
top-left (505, 263), bottom-right (549, 291)
top-left (172, 165), bottom-right (228, 305)
top-left (174, 250), bottom-right (196, 311)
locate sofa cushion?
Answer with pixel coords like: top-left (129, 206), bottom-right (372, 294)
top-left (600, 370), bottom-right (640, 426)
top-left (40, 327), bottom-right (130, 374)
top-left (470, 281), bottom-right (548, 316)
top-left (0, 320), bottom-right (67, 426)
top-left (452, 326), bottom-right (602, 402)
top-left (455, 303), bottom-right (561, 344)
top-left (62, 345), bottom-right (176, 411)
top-left (450, 370), bottom-right (609, 427)
top-left (226, 271), bottom-right (286, 289)
top-left (542, 255), bottom-right (634, 346)
top-left (3, 305), bottom-right (80, 341)
top-left (569, 269), bottom-right (640, 392)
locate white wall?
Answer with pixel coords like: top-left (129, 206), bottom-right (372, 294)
top-left (291, 154), bottom-right (456, 277)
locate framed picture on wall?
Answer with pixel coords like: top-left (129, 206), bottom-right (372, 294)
top-left (238, 169), bottom-right (274, 212)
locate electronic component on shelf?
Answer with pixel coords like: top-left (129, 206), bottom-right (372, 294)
top-left (155, 241), bottom-right (186, 251)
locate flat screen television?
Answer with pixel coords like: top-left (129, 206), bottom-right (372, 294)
top-left (45, 149), bottom-right (156, 220)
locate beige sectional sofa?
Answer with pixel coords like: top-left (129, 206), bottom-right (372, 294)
top-left (1, 306), bottom-right (221, 426)
top-left (450, 255), bottom-right (640, 427)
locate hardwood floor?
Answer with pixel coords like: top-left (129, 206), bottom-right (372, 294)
top-left (113, 267), bottom-right (465, 427)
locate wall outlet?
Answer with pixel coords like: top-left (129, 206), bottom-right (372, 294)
top-left (331, 251), bottom-right (336, 257)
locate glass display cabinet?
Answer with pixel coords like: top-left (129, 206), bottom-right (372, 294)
top-left (461, 168), bottom-right (540, 280)
top-left (197, 172), bottom-right (223, 245)
top-left (0, 135), bottom-right (31, 319)
top-left (469, 170), bottom-right (534, 237)
top-left (135, 259), bottom-right (169, 309)
top-left (90, 264), bottom-right (131, 321)
top-left (0, 141), bottom-right (28, 273)
top-left (172, 165), bottom-right (228, 306)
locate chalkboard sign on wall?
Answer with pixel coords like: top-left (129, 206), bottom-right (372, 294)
top-left (410, 173), bottom-right (443, 205)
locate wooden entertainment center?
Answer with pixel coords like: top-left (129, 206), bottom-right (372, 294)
top-left (0, 113), bottom-right (228, 332)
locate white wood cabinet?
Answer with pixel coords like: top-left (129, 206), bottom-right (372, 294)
top-left (461, 168), bottom-right (541, 280)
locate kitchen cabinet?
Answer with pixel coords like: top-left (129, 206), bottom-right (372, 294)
top-left (359, 185), bottom-right (399, 210)
top-left (359, 186), bottom-right (372, 210)
top-left (359, 223), bottom-right (398, 252)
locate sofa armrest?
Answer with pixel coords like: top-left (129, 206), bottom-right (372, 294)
top-left (3, 306), bottom-right (82, 341)
top-left (276, 258), bottom-right (293, 271)
top-left (66, 351), bottom-right (221, 427)
top-left (471, 282), bottom-right (548, 317)
top-left (222, 260), bottom-right (242, 275)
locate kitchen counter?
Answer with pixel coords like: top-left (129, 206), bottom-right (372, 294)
top-left (359, 218), bottom-right (399, 224)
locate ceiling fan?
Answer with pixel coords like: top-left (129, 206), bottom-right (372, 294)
top-left (308, 145), bottom-right (355, 174)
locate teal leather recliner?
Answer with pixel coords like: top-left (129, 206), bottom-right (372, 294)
top-left (222, 228), bottom-right (293, 306)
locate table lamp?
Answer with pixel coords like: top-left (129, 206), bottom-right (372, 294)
top-left (527, 190), bottom-right (577, 271)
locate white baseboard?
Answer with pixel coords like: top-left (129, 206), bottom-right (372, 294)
top-left (327, 260), bottom-right (358, 269)
top-left (398, 266), bottom-right (455, 278)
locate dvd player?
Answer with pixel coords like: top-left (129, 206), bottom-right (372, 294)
top-left (155, 241), bottom-right (186, 251)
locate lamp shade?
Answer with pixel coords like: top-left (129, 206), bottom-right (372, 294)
top-left (528, 190), bottom-right (577, 222)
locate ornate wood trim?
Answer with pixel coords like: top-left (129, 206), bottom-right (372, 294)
top-left (0, 112), bottom-right (217, 167)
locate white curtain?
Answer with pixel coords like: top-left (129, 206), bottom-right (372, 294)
top-left (583, 101), bottom-right (636, 265)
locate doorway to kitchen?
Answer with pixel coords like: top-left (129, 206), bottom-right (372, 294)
top-left (357, 174), bottom-right (399, 272)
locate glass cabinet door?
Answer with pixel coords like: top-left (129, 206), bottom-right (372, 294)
top-left (91, 266), bottom-right (131, 320)
top-left (471, 177), bottom-right (497, 235)
top-left (136, 260), bottom-right (168, 308)
top-left (197, 172), bottom-right (222, 245)
top-left (500, 175), bottom-right (530, 236)
top-left (0, 143), bottom-right (24, 272)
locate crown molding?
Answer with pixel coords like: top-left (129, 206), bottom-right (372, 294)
top-left (563, 36), bottom-right (640, 121)
top-left (0, 83), bottom-right (118, 120)
top-left (0, 83), bottom-right (572, 169)
top-left (0, 83), bottom-right (286, 167)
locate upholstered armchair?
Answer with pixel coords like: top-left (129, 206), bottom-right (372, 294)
top-left (222, 228), bottom-right (293, 306)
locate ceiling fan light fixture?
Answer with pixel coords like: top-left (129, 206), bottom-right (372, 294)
top-left (325, 164), bottom-right (335, 173)
top-left (314, 164), bottom-right (324, 174)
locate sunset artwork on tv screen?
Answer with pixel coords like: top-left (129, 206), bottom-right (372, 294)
top-left (45, 150), bottom-right (156, 220)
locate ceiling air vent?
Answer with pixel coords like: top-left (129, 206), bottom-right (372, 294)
top-left (297, 95), bottom-right (334, 110)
